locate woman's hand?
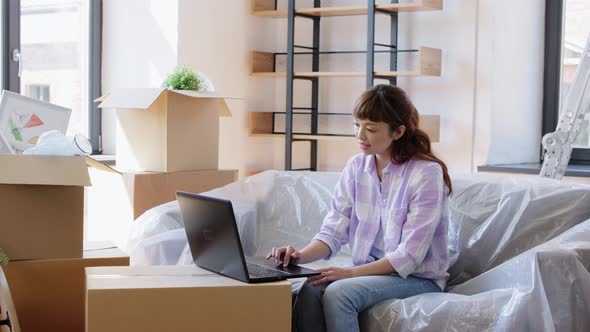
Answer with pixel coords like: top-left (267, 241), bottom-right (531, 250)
top-left (266, 245), bottom-right (302, 267)
top-left (307, 266), bottom-right (355, 285)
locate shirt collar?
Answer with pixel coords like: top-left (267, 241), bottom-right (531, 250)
top-left (363, 154), bottom-right (410, 178)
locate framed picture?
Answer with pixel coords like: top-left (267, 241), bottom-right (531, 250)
top-left (0, 90), bottom-right (71, 154)
top-left (0, 131), bottom-right (13, 155)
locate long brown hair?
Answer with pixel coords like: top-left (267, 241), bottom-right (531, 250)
top-left (353, 84), bottom-right (452, 195)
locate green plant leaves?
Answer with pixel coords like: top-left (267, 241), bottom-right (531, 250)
top-left (163, 66), bottom-right (204, 91)
top-left (0, 249), bottom-right (8, 267)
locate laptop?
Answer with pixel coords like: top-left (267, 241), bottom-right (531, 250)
top-left (177, 191), bottom-right (320, 283)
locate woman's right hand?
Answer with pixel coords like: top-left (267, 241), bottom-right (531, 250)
top-left (266, 245), bottom-right (302, 267)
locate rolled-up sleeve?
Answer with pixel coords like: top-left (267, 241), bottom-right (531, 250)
top-left (385, 164), bottom-right (444, 278)
top-left (313, 158), bottom-right (356, 259)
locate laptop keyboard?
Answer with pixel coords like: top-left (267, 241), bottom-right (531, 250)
top-left (247, 261), bottom-right (291, 278)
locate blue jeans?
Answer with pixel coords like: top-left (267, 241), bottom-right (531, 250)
top-left (291, 274), bottom-right (441, 332)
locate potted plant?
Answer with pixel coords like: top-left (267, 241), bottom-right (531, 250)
top-left (162, 66), bottom-right (215, 91)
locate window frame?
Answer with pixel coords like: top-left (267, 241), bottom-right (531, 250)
top-left (89, 0), bottom-right (102, 154)
top-left (542, 0), bottom-right (590, 165)
top-left (1, 0), bottom-right (103, 154)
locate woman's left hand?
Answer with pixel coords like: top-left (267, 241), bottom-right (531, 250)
top-left (307, 266), bottom-right (355, 286)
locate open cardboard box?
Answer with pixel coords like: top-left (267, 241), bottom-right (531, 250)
top-left (0, 155), bottom-right (117, 260)
top-left (97, 89), bottom-right (236, 172)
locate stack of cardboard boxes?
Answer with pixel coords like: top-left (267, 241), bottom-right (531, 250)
top-left (84, 90), bottom-right (291, 331)
top-left (0, 88), bottom-right (243, 331)
top-left (88, 89), bottom-right (238, 229)
top-left (0, 154), bottom-right (130, 332)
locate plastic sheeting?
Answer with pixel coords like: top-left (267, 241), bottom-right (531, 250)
top-left (360, 218), bottom-right (590, 332)
top-left (127, 171), bottom-right (590, 331)
top-left (446, 175), bottom-right (590, 287)
top-left (127, 171), bottom-right (344, 266)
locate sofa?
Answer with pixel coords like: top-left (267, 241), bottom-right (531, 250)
top-left (126, 170), bottom-right (590, 331)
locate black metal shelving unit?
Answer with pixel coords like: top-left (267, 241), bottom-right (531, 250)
top-left (250, 0), bottom-right (442, 171)
top-left (285, 0), bottom-right (401, 171)
top-left (285, 0), bottom-right (320, 171)
top-left (367, 0), bottom-right (399, 87)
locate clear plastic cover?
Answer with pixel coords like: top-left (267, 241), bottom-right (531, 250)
top-left (360, 218), bottom-right (590, 332)
top-left (127, 171), bottom-right (590, 331)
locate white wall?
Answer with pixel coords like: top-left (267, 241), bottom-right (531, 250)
top-left (177, 0), bottom-right (283, 177)
top-left (101, 0), bottom-right (546, 176)
top-left (101, 0), bottom-right (179, 154)
top-left (473, 0), bottom-right (545, 168)
top-left (257, 1), bottom-right (479, 173)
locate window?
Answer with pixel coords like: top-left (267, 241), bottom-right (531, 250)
top-left (543, 0), bottom-right (590, 164)
top-left (26, 84), bottom-right (50, 102)
top-left (2, 0), bottom-right (103, 153)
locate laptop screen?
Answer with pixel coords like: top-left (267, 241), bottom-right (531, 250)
top-left (177, 191), bottom-right (250, 282)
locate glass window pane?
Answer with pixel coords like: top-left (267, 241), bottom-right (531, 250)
top-left (562, 0), bottom-right (590, 148)
top-left (20, 0), bottom-right (89, 137)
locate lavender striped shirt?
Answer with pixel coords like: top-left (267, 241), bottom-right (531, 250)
top-left (313, 153), bottom-right (450, 290)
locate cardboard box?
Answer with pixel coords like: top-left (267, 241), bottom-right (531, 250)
top-left (0, 155), bottom-right (116, 260)
top-left (86, 265), bottom-right (291, 332)
top-left (87, 168), bottom-right (237, 222)
top-left (97, 89), bottom-right (234, 172)
top-left (3, 244), bottom-right (129, 332)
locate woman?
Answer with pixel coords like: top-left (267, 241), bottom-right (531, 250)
top-left (267, 84), bottom-right (452, 332)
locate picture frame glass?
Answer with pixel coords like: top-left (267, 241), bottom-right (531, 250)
top-left (0, 91), bottom-right (71, 154)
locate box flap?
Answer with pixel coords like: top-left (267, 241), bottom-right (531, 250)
top-left (97, 89), bottom-right (241, 116)
top-left (0, 155), bottom-right (91, 186)
top-left (83, 242), bottom-right (127, 259)
top-left (168, 90), bottom-right (239, 117)
top-left (170, 90), bottom-right (241, 100)
top-left (93, 94), bottom-right (108, 103)
top-left (84, 156), bottom-right (121, 174)
top-left (96, 88), bottom-right (166, 110)
top-left (84, 241), bottom-right (118, 251)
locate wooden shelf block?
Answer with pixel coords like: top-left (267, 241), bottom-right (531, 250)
top-left (378, 0), bottom-right (443, 13)
top-left (250, 0), bottom-right (443, 17)
top-left (297, 6), bottom-right (368, 17)
top-left (373, 47), bottom-right (441, 77)
top-left (249, 112), bottom-right (275, 135)
top-left (250, 51), bottom-right (275, 75)
top-left (250, 0), bottom-right (286, 17)
top-left (421, 114), bottom-right (440, 142)
top-left (249, 48), bottom-right (442, 78)
top-left (253, 10), bottom-right (288, 17)
top-left (250, 0), bottom-right (276, 13)
top-left (418, 47), bottom-right (442, 76)
top-left (251, 72), bottom-right (287, 77)
top-left (249, 112), bottom-right (440, 143)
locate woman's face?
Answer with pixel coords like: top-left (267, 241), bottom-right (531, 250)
top-left (354, 118), bottom-right (396, 156)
